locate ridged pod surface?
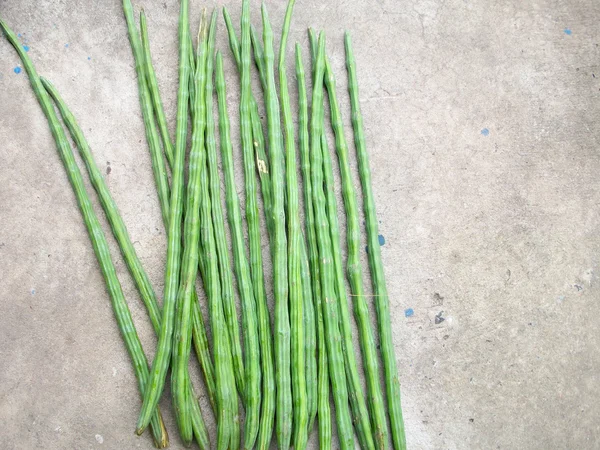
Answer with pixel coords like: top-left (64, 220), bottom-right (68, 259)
top-left (0, 19), bottom-right (169, 448)
top-left (345, 32), bottom-right (407, 450)
top-left (134, 0), bottom-right (191, 435)
top-left (261, 4), bottom-right (292, 449)
top-left (309, 32), bottom-right (354, 450)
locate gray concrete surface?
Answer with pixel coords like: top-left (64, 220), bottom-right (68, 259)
top-left (1, 0), bottom-right (600, 448)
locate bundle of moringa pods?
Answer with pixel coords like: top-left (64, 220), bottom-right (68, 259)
top-left (1, 0), bottom-right (407, 448)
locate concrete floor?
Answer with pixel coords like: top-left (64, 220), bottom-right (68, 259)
top-left (1, 0), bottom-right (599, 448)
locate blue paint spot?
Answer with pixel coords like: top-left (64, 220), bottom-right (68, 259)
top-left (404, 308), bottom-right (414, 318)
top-left (18, 33), bottom-right (22, 38)
top-left (13, 66), bottom-right (22, 74)
top-left (87, 56), bottom-right (91, 60)
top-left (23, 45), bottom-right (30, 52)
top-left (31, 289), bottom-right (36, 295)
top-left (378, 234), bottom-right (385, 246)
top-left (64, 43), bottom-right (69, 48)
top-left (564, 28), bottom-right (572, 35)
top-left (481, 128), bottom-right (490, 136)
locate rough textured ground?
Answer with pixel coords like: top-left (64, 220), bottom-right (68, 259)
top-left (1, 0), bottom-right (599, 449)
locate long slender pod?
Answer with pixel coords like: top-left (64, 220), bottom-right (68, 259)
top-left (277, 2), bottom-right (307, 449)
top-left (222, 14), bottom-right (273, 250)
top-left (140, 10), bottom-right (174, 168)
top-left (151, 72), bottom-right (217, 418)
top-left (203, 10), bottom-right (247, 408)
top-left (262, 5), bottom-right (292, 448)
top-left (345, 33), bottom-right (407, 450)
top-left (226, 17), bottom-right (314, 448)
top-left (40, 80), bottom-right (163, 335)
top-left (203, 12), bottom-right (240, 450)
top-left (200, 107), bottom-right (237, 449)
top-left (320, 74), bottom-right (375, 450)
top-left (217, 56), bottom-right (264, 450)
top-left (310, 31), bottom-right (365, 448)
top-left (294, 43), bottom-right (320, 438)
top-left (200, 134), bottom-right (236, 450)
top-left (222, 11), bottom-right (276, 449)
top-left (222, 6), bottom-right (271, 229)
top-left (245, 27), bottom-right (271, 226)
top-left (233, 20), bottom-right (315, 440)
top-left (220, 13), bottom-right (272, 234)
top-left (252, 25), bottom-right (283, 181)
top-left (197, 16), bottom-right (238, 450)
top-left (41, 78), bottom-right (210, 449)
top-left (171, 9), bottom-right (208, 445)
top-left (155, 34), bottom-right (216, 418)
top-left (148, 16), bottom-right (215, 412)
top-left (237, 1), bottom-right (265, 447)
top-left (306, 30), bottom-right (333, 450)
top-left (122, 0), bottom-right (170, 230)
top-left (311, 44), bottom-right (375, 449)
top-left (0, 20), bottom-right (168, 448)
top-left (136, 0), bottom-right (190, 434)
top-left (313, 28), bottom-right (375, 448)
top-left (324, 54), bottom-right (389, 449)
top-left (235, 13), bottom-right (315, 446)
top-left (42, 75), bottom-right (164, 322)
top-left (134, 0), bottom-right (210, 441)
top-left (310, 32), bottom-right (355, 450)
top-left (292, 44), bottom-right (317, 446)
